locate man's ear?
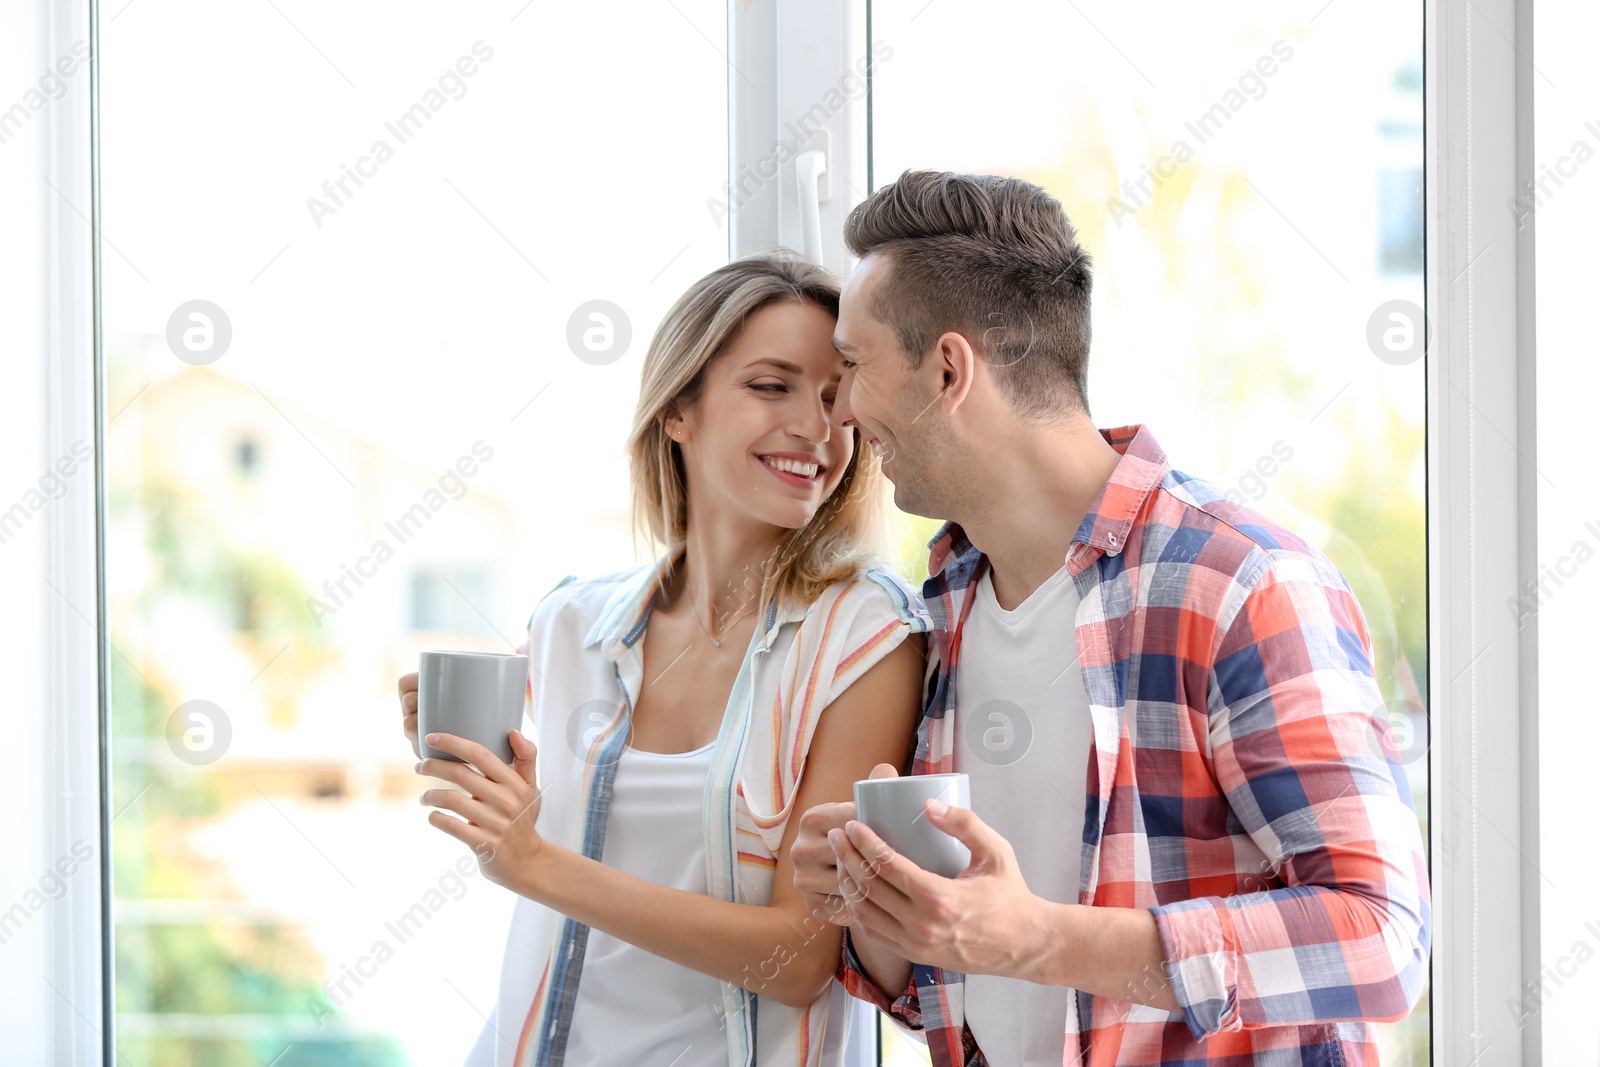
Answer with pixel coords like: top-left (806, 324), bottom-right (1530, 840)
top-left (934, 331), bottom-right (978, 415)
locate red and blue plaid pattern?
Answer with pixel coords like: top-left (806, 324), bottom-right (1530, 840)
top-left (836, 423), bottom-right (1430, 1066)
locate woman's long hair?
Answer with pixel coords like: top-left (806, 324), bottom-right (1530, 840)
top-left (626, 251), bottom-right (888, 615)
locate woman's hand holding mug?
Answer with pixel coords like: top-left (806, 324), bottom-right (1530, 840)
top-left (417, 729), bottom-right (548, 893)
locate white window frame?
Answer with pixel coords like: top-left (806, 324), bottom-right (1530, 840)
top-left (0, 0), bottom-right (1544, 1062)
top-left (728, 0), bottom-right (871, 274)
top-left (728, 9), bottom-right (879, 1060)
top-left (0, 0), bottom-right (108, 1063)
top-left (1426, 0), bottom-right (1540, 1063)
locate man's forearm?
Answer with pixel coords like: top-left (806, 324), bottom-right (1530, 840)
top-left (850, 922), bottom-right (914, 1003)
top-left (1023, 902), bottom-right (1181, 1012)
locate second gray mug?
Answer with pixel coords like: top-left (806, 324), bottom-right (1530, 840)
top-left (853, 772), bottom-right (972, 878)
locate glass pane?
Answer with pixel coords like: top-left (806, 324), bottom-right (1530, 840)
top-left (102, 2), bottom-right (728, 1062)
top-left (881, 1021), bottom-right (933, 1066)
top-left (868, 2), bottom-right (1428, 1062)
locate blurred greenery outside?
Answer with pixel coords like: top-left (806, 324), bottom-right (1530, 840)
top-left (111, 476), bottom-right (401, 1066)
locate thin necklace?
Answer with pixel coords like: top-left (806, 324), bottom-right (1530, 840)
top-left (686, 586), bottom-right (753, 648)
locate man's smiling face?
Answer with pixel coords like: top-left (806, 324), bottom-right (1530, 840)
top-left (832, 253), bottom-right (951, 520)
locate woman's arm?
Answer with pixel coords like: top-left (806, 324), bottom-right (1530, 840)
top-left (422, 632), bottom-right (927, 1009)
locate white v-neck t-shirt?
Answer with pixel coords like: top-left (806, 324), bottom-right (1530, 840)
top-left (953, 562), bottom-right (1093, 1067)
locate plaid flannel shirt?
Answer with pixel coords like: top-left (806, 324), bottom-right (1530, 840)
top-left (835, 423), bottom-right (1430, 1066)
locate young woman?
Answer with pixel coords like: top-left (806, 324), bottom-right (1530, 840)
top-left (397, 254), bottom-right (930, 1067)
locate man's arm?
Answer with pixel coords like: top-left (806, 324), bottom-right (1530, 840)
top-left (1021, 903), bottom-right (1180, 1011)
top-left (843, 924), bottom-right (914, 1007)
top-left (1147, 555), bottom-right (1432, 1038)
top-left (835, 924), bottom-right (924, 1031)
top-left (836, 923), bottom-right (987, 1067)
top-left (834, 799), bottom-right (1187, 1013)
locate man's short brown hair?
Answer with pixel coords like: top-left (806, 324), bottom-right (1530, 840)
top-left (842, 170), bottom-right (1093, 418)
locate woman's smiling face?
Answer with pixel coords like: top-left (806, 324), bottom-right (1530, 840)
top-left (665, 299), bottom-right (854, 534)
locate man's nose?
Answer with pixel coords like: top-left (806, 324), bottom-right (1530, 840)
top-left (833, 368), bottom-right (858, 429)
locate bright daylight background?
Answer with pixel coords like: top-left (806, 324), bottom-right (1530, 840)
top-left (99, 0), bottom-right (1427, 1064)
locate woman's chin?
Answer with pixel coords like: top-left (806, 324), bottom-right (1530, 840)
top-left (745, 500), bottom-right (824, 533)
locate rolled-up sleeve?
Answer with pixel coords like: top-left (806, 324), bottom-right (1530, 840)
top-left (837, 925), bottom-right (925, 1031)
top-left (1149, 554), bottom-right (1431, 1039)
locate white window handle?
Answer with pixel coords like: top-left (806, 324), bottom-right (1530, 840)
top-left (796, 148), bottom-right (829, 266)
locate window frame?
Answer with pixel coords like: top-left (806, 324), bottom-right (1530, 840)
top-left (2, 0), bottom-right (110, 1061)
top-left (1425, 0), bottom-right (1541, 1063)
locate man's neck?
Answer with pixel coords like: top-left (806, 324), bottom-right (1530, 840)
top-left (959, 420), bottom-right (1123, 612)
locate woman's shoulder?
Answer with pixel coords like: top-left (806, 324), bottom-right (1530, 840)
top-left (777, 566), bottom-right (931, 704)
top-left (801, 565), bottom-right (933, 636)
top-left (523, 561), bottom-right (659, 641)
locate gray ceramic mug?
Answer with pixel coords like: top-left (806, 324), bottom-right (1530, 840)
top-left (853, 772), bottom-right (972, 878)
top-left (417, 650), bottom-right (528, 765)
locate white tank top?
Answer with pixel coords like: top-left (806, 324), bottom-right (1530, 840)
top-left (562, 739), bottom-right (726, 1067)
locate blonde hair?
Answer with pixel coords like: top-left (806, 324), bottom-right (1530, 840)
top-left (626, 251), bottom-right (888, 615)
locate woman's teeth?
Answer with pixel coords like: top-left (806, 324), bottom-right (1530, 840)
top-left (762, 456), bottom-right (819, 478)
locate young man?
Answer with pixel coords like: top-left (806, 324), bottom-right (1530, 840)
top-left (790, 170), bottom-right (1430, 1066)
